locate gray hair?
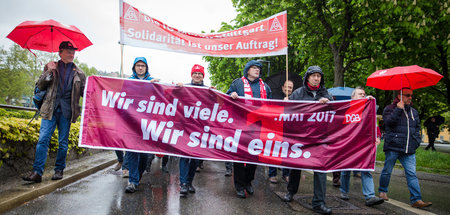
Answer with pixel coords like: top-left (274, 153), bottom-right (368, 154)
top-left (351, 86), bottom-right (365, 98)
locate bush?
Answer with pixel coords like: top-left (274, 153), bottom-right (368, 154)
top-left (0, 115), bottom-right (85, 170)
top-left (0, 108), bottom-right (36, 119)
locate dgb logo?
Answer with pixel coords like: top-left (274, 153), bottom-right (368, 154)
top-left (345, 114), bottom-right (361, 123)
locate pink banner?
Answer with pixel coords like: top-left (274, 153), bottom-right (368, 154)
top-left (119, 1), bottom-right (287, 57)
top-left (79, 76), bottom-right (377, 172)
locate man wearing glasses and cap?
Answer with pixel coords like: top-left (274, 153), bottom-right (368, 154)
top-left (378, 88), bottom-right (432, 209)
top-left (23, 41), bottom-right (86, 183)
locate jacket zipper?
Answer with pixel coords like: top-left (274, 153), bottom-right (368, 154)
top-left (403, 108), bottom-right (410, 153)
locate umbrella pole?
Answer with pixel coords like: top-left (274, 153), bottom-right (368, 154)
top-left (120, 44), bottom-right (124, 78)
top-left (285, 52), bottom-right (289, 98)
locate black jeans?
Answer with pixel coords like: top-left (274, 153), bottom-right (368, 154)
top-left (233, 163), bottom-right (256, 191)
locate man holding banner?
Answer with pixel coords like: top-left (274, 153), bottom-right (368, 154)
top-left (125, 57), bottom-right (159, 193)
top-left (227, 60), bottom-right (272, 198)
top-left (283, 66), bottom-right (332, 215)
top-left (176, 64), bottom-right (206, 196)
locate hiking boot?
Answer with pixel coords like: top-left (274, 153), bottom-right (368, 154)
top-left (340, 192), bottom-right (349, 200)
top-left (125, 183), bottom-right (136, 193)
top-left (411, 200), bottom-right (432, 208)
top-left (187, 183), bottom-right (196, 193)
top-left (22, 171), bottom-right (42, 183)
top-left (365, 197), bottom-right (384, 206)
top-left (180, 183), bottom-right (188, 195)
top-left (122, 169), bottom-right (129, 178)
top-left (379, 192), bottom-right (389, 201)
top-left (113, 162), bottom-right (122, 171)
top-left (51, 170), bottom-right (63, 180)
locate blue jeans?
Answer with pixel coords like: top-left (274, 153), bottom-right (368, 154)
top-left (127, 152), bottom-right (149, 185)
top-left (379, 151), bottom-right (422, 203)
top-left (33, 110), bottom-right (71, 176)
top-left (268, 167), bottom-right (290, 177)
top-left (340, 171), bottom-right (375, 199)
top-left (179, 158), bottom-right (198, 184)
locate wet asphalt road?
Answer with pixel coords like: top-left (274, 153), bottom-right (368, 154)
top-left (4, 156), bottom-right (448, 215)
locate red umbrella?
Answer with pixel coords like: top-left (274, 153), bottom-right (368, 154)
top-left (366, 65), bottom-right (443, 90)
top-left (6, 19), bottom-right (92, 52)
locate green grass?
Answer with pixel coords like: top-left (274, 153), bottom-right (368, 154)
top-left (376, 141), bottom-right (450, 175)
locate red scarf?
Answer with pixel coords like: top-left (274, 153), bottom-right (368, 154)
top-left (307, 82), bottom-right (320, 91)
top-left (242, 76), bottom-right (267, 99)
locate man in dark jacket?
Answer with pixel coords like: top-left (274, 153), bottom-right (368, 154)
top-left (283, 66), bottom-right (332, 215)
top-left (23, 41), bottom-right (86, 183)
top-left (424, 117), bottom-right (440, 151)
top-left (227, 60), bottom-right (272, 198)
top-left (378, 88), bottom-right (432, 208)
top-left (125, 57), bottom-right (159, 193)
top-left (176, 64), bottom-right (207, 196)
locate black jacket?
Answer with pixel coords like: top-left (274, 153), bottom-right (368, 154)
top-left (382, 103), bottom-right (421, 154)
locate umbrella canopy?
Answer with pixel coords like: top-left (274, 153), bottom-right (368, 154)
top-left (424, 115), bottom-right (445, 126)
top-left (328, 87), bottom-right (355, 100)
top-left (366, 65), bottom-right (443, 90)
top-left (6, 19), bottom-right (92, 52)
top-left (264, 71), bottom-right (303, 99)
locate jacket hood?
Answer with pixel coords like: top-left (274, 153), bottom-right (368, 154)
top-left (243, 60), bottom-right (263, 78)
top-left (303, 65), bottom-right (325, 88)
top-left (132, 57), bottom-right (150, 79)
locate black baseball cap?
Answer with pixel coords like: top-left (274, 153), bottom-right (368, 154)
top-left (59, 41), bottom-right (78, 50)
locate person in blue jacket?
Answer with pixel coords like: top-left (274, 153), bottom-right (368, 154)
top-left (227, 60), bottom-right (272, 198)
top-left (378, 88), bottom-right (432, 209)
top-left (125, 57), bottom-right (159, 193)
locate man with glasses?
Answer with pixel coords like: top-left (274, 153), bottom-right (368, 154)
top-left (378, 88), bottom-right (432, 209)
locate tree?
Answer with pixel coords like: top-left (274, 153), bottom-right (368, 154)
top-left (204, 0), bottom-right (448, 117)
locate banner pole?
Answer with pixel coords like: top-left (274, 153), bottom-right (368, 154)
top-left (120, 44), bottom-right (124, 78)
top-left (285, 51), bottom-right (289, 98)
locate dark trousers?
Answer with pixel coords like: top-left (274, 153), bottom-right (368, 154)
top-left (425, 135), bottom-right (436, 150)
top-left (233, 163), bottom-right (257, 191)
top-left (287, 170), bottom-right (327, 207)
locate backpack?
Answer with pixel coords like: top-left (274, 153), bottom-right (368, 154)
top-left (32, 85), bottom-right (47, 110)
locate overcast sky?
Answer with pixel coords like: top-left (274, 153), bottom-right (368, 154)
top-left (0, 0), bottom-right (238, 85)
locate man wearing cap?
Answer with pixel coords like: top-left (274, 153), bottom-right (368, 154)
top-left (176, 64), bottom-right (207, 196)
top-left (125, 57), bottom-right (159, 193)
top-left (23, 41), bottom-right (86, 183)
top-left (227, 60), bottom-right (272, 198)
top-left (283, 66), bottom-right (332, 215)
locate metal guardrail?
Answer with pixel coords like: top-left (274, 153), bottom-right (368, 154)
top-left (0, 104), bottom-right (38, 112)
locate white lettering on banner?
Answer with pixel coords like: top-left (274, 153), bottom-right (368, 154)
top-left (136, 96), bottom-right (177, 116)
top-left (188, 128), bottom-right (241, 153)
top-left (247, 133), bottom-right (311, 158)
top-left (235, 39), bottom-right (278, 50)
top-left (127, 29), bottom-right (186, 46)
top-left (183, 102), bottom-right (231, 123)
top-left (101, 90), bottom-right (134, 110)
top-left (345, 114), bottom-right (361, 123)
top-left (141, 119), bottom-right (184, 144)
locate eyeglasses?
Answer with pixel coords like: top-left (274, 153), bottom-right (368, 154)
top-left (402, 94), bottom-right (413, 97)
top-left (135, 64), bottom-right (146, 68)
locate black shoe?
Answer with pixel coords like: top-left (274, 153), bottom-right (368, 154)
top-left (125, 183), bottom-right (136, 193)
top-left (283, 192), bottom-right (294, 202)
top-left (225, 169), bottom-right (232, 177)
top-left (312, 205), bottom-right (332, 214)
top-left (51, 170), bottom-right (63, 180)
top-left (236, 190), bottom-right (246, 198)
top-left (22, 171), bottom-right (42, 183)
top-left (365, 197), bottom-right (384, 206)
top-left (187, 183), bottom-right (196, 193)
top-left (180, 183), bottom-right (188, 195)
top-left (245, 184), bottom-right (254, 195)
top-left (340, 192), bottom-right (349, 200)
